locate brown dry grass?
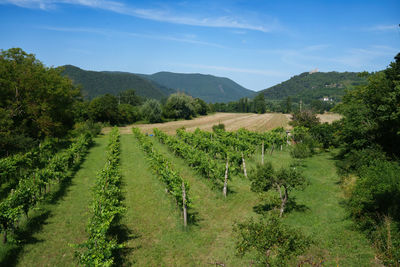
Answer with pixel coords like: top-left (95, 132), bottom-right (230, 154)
top-left (103, 112), bottom-right (341, 135)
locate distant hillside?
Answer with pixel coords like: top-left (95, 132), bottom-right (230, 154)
top-left (139, 72), bottom-right (255, 103)
top-left (260, 71), bottom-right (366, 103)
top-left (61, 65), bottom-right (174, 100)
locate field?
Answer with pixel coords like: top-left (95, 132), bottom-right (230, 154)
top-left (1, 113), bottom-right (377, 267)
top-left (104, 112), bottom-right (340, 135)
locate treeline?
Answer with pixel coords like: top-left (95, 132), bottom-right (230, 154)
top-left (73, 90), bottom-right (209, 125)
top-left (0, 48), bottom-right (209, 157)
top-left (211, 93), bottom-right (334, 114)
top-left (333, 54), bottom-right (400, 265)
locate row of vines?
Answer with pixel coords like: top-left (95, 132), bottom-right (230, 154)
top-left (75, 127), bottom-right (125, 266)
top-left (132, 128), bottom-right (191, 227)
top-left (0, 133), bottom-right (93, 244)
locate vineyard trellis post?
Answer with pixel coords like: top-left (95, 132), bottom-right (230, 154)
top-left (223, 156), bottom-right (229, 197)
top-left (261, 141), bottom-right (264, 165)
top-left (182, 181), bottom-right (187, 228)
top-left (241, 152), bottom-right (247, 178)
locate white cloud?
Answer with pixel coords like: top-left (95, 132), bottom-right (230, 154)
top-left (364, 24), bottom-right (398, 32)
top-left (39, 25), bottom-right (226, 48)
top-left (1, 0), bottom-right (278, 32)
top-left (177, 63), bottom-right (289, 77)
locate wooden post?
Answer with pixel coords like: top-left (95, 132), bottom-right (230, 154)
top-left (241, 152), bottom-right (247, 178)
top-left (223, 157), bottom-right (229, 197)
top-left (270, 144), bottom-right (274, 155)
top-left (261, 141), bottom-right (264, 165)
top-left (182, 181), bottom-right (187, 227)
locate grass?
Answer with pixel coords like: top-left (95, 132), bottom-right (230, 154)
top-left (119, 135), bottom-right (259, 266)
top-left (0, 135), bottom-right (109, 267)
top-left (1, 134), bottom-right (377, 266)
top-left (261, 149), bottom-right (379, 266)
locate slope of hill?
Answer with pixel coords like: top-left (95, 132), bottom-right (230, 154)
top-left (260, 71), bottom-right (366, 103)
top-left (140, 71), bottom-right (255, 103)
top-left (61, 65), bottom-right (174, 100)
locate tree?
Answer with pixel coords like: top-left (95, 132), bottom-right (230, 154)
top-left (285, 96), bottom-right (292, 113)
top-left (193, 97), bottom-right (208, 115)
top-left (117, 89), bottom-right (142, 106)
top-left (290, 109), bottom-right (320, 129)
top-left (234, 215), bottom-right (311, 267)
top-left (163, 93), bottom-right (196, 119)
top-left (335, 53), bottom-right (400, 158)
top-left (253, 93), bottom-right (266, 114)
top-left (0, 48), bottom-right (80, 155)
top-left (88, 94), bottom-right (119, 124)
top-left (249, 163), bottom-right (307, 217)
top-left (141, 99), bottom-right (162, 123)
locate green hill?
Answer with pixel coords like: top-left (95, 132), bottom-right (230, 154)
top-left (61, 65), bottom-right (174, 100)
top-left (260, 71), bottom-right (366, 103)
top-left (140, 71), bottom-right (255, 103)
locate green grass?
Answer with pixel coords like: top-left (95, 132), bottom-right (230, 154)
top-left (0, 135), bottom-right (109, 267)
top-left (262, 149), bottom-right (378, 266)
top-left (1, 136), bottom-right (378, 266)
top-left (120, 135), bottom-right (259, 266)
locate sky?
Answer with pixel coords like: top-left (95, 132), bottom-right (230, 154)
top-left (0, 0), bottom-right (399, 91)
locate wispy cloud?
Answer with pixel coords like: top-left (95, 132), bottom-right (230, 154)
top-left (364, 24), bottom-right (399, 32)
top-left (39, 25), bottom-right (226, 48)
top-left (177, 63), bottom-right (289, 77)
top-left (1, 0), bottom-right (278, 32)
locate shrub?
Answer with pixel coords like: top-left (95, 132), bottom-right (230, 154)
top-left (212, 123), bottom-right (225, 132)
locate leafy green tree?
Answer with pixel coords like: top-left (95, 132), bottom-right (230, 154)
top-left (141, 99), bottom-right (163, 123)
top-left (88, 94), bottom-right (119, 124)
top-left (118, 104), bottom-right (140, 124)
top-left (234, 214), bottom-right (311, 267)
top-left (285, 96), bottom-right (292, 113)
top-left (117, 89), bottom-right (142, 106)
top-left (290, 110), bottom-right (320, 129)
top-left (249, 163), bottom-right (307, 217)
top-left (335, 54), bottom-right (400, 158)
top-left (193, 97), bottom-right (208, 115)
top-left (253, 93), bottom-right (266, 114)
top-left (163, 93), bottom-right (196, 119)
top-left (0, 48), bottom-right (79, 155)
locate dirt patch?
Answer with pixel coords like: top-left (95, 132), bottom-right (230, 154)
top-left (103, 112), bottom-right (341, 135)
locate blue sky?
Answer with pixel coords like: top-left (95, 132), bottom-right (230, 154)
top-left (0, 0), bottom-right (399, 91)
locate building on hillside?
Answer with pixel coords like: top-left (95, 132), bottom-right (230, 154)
top-left (309, 68), bottom-right (319, 74)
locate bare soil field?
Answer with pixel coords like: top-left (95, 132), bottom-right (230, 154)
top-left (103, 112), bottom-right (340, 135)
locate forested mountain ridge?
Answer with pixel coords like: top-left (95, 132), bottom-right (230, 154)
top-left (61, 65), bottom-right (255, 102)
top-left (61, 65), bottom-right (174, 100)
top-left (139, 71), bottom-right (256, 103)
top-left (260, 71), bottom-right (367, 103)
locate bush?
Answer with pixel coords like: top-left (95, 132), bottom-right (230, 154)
top-left (72, 121), bottom-right (102, 137)
top-left (212, 123), bottom-right (225, 132)
top-left (234, 214), bottom-right (311, 266)
top-left (290, 143), bottom-right (312, 158)
top-left (290, 110), bottom-right (320, 129)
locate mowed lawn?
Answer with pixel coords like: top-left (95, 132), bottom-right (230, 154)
top-left (1, 132), bottom-right (377, 266)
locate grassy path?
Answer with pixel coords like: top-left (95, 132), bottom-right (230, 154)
top-left (11, 136), bottom-right (108, 267)
top-left (120, 135), bottom-right (259, 266)
top-left (267, 150), bottom-right (379, 266)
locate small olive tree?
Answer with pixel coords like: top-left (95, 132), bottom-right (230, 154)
top-left (234, 214), bottom-right (311, 266)
top-left (250, 163), bottom-right (307, 217)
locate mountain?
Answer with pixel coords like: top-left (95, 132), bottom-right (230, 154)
top-left (61, 65), bottom-right (174, 100)
top-left (139, 72), bottom-right (255, 103)
top-left (260, 71), bottom-right (366, 103)
top-left (61, 65), bottom-right (254, 103)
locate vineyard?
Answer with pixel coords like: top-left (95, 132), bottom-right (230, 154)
top-left (0, 127), bottom-right (377, 266)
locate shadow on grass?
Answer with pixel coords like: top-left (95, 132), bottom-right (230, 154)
top-left (0, 143), bottom-right (94, 267)
top-left (1, 210), bottom-right (51, 267)
top-left (253, 198), bottom-right (309, 215)
top-left (110, 224), bottom-right (141, 267)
